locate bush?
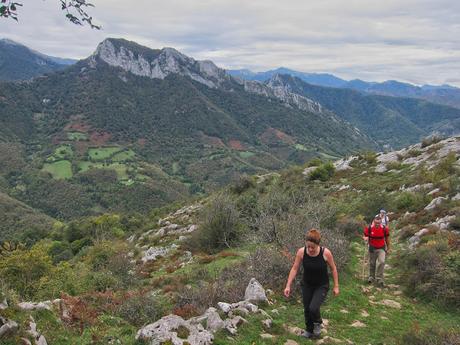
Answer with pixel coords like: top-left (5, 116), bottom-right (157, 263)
top-left (230, 174), bottom-right (255, 194)
top-left (386, 161), bottom-right (403, 170)
top-left (432, 152), bottom-right (458, 181)
top-left (0, 242), bottom-right (52, 299)
top-left (398, 324), bottom-right (460, 345)
top-left (309, 162), bottom-right (335, 182)
top-left (421, 135), bottom-right (443, 148)
top-left (400, 235), bottom-right (460, 308)
top-left (358, 151), bottom-right (377, 165)
top-left (187, 194), bottom-right (243, 253)
top-left (116, 294), bottom-right (164, 327)
top-left (394, 192), bottom-right (428, 212)
top-left (307, 157), bottom-right (323, 167)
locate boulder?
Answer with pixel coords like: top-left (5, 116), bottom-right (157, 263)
top-left (136, 315), bottom-right (213, 345)
top-left (244, 278), bottom-right (267, 303)
top-left (0, 317), bottom-right (18, 338)
top-left (18, 301), bottom-right (52, 311)
top-left (0, 298), bottom-right (7, 310)
top-left (424, 197), bottom-right (448, 210)
top-left (217, 302), bottom-right (232, 314)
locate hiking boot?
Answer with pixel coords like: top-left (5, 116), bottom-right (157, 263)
top-left (367, 277), bottom-right (374, 284)
top-left (313, 322), bottom-right (322, 337)
top-left (376, 280), bottom-right (385, 288)
top-left (301, 330), bottom-right (314, 339)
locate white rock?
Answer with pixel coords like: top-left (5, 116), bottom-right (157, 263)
top-left (424, 197), bottom-right (448, 210)
top-left (351, 320), bottom-right (366, 328)
top-left (427, 188), bottom-right (441, 196)
top-left (262, 319), bottom-right (273, 328)
top-left (0, 299), bottom-right (7, 310)
top-left (136, 315), bottom-right (213, 345)
top-left (0, 318), bottom-right (18, 338)
top-left (244, 278), bottom-right (267, 304)
top-left (452, 193), bottom-right (460, 201)
top-left (18, 301), bottom-right (52, 311)
top-left (217, 302), bottom-right (232, 314)
top-left (380, 299), bottom-right (401, 309)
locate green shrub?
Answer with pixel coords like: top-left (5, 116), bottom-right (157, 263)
top-left (432, 152), bottom-right (458, 181)
top-left (407, 148), bottom-right (422, 157)
top-left (398, 324), bottom-right (460, 345)
top-left (386, 161), bottom-right (403, 170)
top-left (309, 162), bottom-right (335, 181)
top-left (307, 157), bottom-right (322, 167)
top-left (400, 235), bottom-right (460, 308)
top-left (421, 135), bottom-right (443, 148)
top-left (187, 194), bottom-right (243, 253)
top-left (116, 294), bottom-right (164, 327)
top-left (230, 174), bottom-right (255, 194)
top-left (394, 192), bottom-right (428, 212)
top-left (359, 151), bottom-right (377, 165)
top-left (0, 241), bottom-right (52, 299)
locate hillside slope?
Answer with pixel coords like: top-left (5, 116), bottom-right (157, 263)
top-left (1, 136), bottom-right (458, 344)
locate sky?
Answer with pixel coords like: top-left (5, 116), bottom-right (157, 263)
top-left (2, 0), bottom-right (460, 86)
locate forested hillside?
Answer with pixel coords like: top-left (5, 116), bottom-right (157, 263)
top-left (0, 39), bottom-right (375, 224)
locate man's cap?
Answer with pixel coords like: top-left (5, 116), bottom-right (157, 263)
top-left (379, 209), bottom-right (386, 213)
top-left (374, 214), bottom-right (381, 219)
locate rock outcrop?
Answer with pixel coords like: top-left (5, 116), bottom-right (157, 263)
top-left (137, 278), bottom-right (267, 345)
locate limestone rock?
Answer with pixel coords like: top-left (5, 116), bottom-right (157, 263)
top-left (424, 197), bottom-right (448, 210)
top-left (0, 317), bottom-right (18, 338)
top-left (283, 324), bottom-right (303, 336)
top-left (284, 340), bottom-right (299, 345)
top-left (380, 299), bottom-right (401, 309)
top-left (262, 319), bottom-right (273, 329)
top-left (136, 315), bottom-right (213, 345)
top-left (351, 320), bottom-right (366, 328)
top-left (217, 302), bottom-right (232, 314)
top-left (244, 278), bottom-right (267, 303)
top-left (0, 298), bottom-right (7, 310)
top-left (18, 301), bottom-right (52, 311)
top-left (202, 307), bottom-right (224, 333)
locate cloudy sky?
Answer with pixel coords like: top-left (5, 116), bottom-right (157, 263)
top-left (2, 0), bottom-right (460, 86)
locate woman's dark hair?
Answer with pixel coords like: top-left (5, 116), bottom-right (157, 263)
top-left (305, 229), bottom-right (321, 245)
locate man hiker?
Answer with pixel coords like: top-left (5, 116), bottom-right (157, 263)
top-left (363, 214), bottom-right (390, 287)
top-left (379, 209), bottom-right (389, 226)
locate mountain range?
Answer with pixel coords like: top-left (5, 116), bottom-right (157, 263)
top-left (0, 37), bottom-right (459, 233)
top-left (228, 67), bottom-right (460, 109)
top-left (0, 38), bottom-right (374, 228)
top-left (0, 39), bottom-right (76, 81)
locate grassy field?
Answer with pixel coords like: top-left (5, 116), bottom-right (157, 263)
top-left (78, 161), bottom-right (129, 180)
top-left (67, 132), bottom-right (88, 141)
top-left (239, 151), bottom-right (256, 159)
top-left (88, 147), bottom-right (123, 161)
top-left (112, 149), bottom-right (136, 162)
top-left (42, 160), bottom-right (73, 179)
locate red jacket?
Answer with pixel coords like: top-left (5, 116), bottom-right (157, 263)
top-left (364, 224), bottom-right (389, 249)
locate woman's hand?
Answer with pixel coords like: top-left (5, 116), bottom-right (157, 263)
top-left (284, 286), bottom-right (291, 298)
top-left (333, 286), bottom-right (340, 296)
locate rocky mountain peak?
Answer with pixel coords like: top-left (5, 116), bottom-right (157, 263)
top-left (92, 38), bottom-right (231, 88)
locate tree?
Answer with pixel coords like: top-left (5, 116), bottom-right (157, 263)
top-left (0, 0), bottom-right (100, 29)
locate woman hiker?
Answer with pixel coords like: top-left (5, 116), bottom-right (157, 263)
top-left (284, 229), bottom-right (340, 339)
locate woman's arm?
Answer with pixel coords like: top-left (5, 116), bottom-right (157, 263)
top-left (284, 247), bottom-right (303, 297)
top-left (324, 248), bottom-right (340, 296)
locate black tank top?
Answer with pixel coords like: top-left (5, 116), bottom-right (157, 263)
top-left (303, 246), bottom-right (329, 287)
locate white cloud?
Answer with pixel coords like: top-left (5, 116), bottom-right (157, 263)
top-left (1, 0), bottom-right (460, 86)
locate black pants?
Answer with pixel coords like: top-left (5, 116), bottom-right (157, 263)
top-left (301, 283), bottom-right (329, 332)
